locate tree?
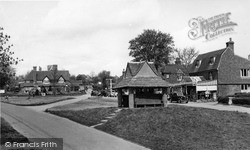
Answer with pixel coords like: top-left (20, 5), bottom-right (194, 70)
top-left (129, 29), bottom-right (174, 67)
top-left (0, 27), bottom-right (22, 88)
top-left (174, 47), bottom-right (199, 70)
top-left (97, 70), bottom-right (111, 90)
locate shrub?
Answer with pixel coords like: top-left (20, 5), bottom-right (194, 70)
top-left (232, 97), bottom-right (250, 105)
top-left (217, 96), bottom-right (229, 104)
top-left (235, 92), bottom-right (250, 97)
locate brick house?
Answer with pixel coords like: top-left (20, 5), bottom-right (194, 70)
top-left (21, 65), bottom-right (70, 93)
top-left (189, 38), bottom-right (250, 97)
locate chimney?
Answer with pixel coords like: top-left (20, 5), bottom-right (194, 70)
top-left (175, 58), bottom-right (181, 65)
top-left (122, 69), bottom-right (126, 78)
top-left (52, 65), bottom-right (58, 71)
top-left (248, 54), bottom-right (250, 60)
top-left (226, 38), bottom-right (234, 53)
top-left (33, 66), bottom-right (37, 71)
top-left (39, 66), bottom-right (42, 71)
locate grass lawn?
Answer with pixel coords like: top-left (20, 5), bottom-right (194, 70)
top-left (47, 96), bottom-right (117, 110)
top-left (47, 105), bottom-right (250, 150)
top-left (0, 95), bottom-right (74, 106)
top-left (1, 117), bottom-right (29, 146)
top-left (46, 107), bottom-right (118, 126)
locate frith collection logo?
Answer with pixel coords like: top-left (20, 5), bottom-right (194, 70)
top-left (188, 12), bottom-right (237, 41)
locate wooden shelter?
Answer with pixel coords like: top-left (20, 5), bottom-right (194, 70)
top-left (114, 61), bottom-right (171, 108)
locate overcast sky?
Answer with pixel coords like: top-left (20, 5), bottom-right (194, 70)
top-left (1, 0), bottom-right (250, 76)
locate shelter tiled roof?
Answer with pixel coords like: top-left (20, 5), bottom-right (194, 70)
top-left (115, 61), bottom-right (171, 88)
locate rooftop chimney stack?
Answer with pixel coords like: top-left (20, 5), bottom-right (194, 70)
top-left (122, 69), bottom-right (126, 78)
top-left (248, 54), bottom-right (250, 60)
top-left (175, 58), bottom-right (181, 65)
top-left (39, 66), bottom-right (42, 71)
top-left (226, 38), bottom-right (234, 53)
top-left (33, 66), bottom-right (37, 71)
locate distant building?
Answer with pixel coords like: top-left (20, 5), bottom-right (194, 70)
top-left (189, 38), bottom-right (250, 97)
top-left (21, 65), bottom-right (70, 93)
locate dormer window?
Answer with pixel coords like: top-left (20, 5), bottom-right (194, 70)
top-left (209, 57), bottom-right (215, 65)
top-left (43, 77), bottom-right (50, 84)
top-left (241, 69), bottom-right (250, 77)
top-left (195, 60), bottom-right (201, 68)
top-left (58, 76), bottom-right (65, 83)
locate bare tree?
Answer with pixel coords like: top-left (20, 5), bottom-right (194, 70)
top-left (174, 47), bottom-right (199, 70)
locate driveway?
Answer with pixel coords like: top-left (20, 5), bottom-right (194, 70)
top-left (1, 95), bottom-right (149, 150)
top-left (172, 102), bottom-right (250, 114)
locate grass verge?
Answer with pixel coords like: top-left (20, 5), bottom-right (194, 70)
top-left (46, 105), bottom-right (250, 150)
top-left (45, 107), bottom-right (117, 126)
top-left (0, 96), bottom-right (74, 106)
top-left (1, 117), bottom-right (29, 145)
top-left (97, 106), bottom-right (250, 150)
top-left (47, 96), bottom-right (117, 110)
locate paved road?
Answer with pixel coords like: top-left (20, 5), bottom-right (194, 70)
top-left (1, 96), bottom-right (149, 150)
top-left (172, 102), bottom-right (250, 114)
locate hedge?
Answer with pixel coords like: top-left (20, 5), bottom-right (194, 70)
top-left (218, 96), bottom-right (250, 105)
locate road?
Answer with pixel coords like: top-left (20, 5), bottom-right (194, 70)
top-left (1, 95), bottom-right (149, 150)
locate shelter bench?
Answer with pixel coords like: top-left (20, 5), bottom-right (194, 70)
top-left (135, 98), bottom-right (163, 107)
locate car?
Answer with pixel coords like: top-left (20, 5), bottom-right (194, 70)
top-left (169, 92), bottom-right (188, 103)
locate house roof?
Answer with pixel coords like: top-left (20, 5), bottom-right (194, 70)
top-left (115, 61), bottom-right (171, 88)
top-left (189, 48), bottom-right (226, 73)
top-left (161, 64), bottom-right (189, 75)
top-left (125, 61), bottom-right (160, 77)
top-left (25, 70), bottom-right (70, 81)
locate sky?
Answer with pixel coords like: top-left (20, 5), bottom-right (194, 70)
top-left (1, 0), bottom-right (250, 77)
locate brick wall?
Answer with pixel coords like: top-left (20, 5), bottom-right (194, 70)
top-left (218, 84), bottom-right (241, 97)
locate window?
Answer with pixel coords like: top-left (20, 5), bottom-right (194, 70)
top-left (195, 60), bottom-right (201, 68)
top-left (241, 84), bottom-right (248, 90)
top-left (209, 57), bottom-right (215, 65)
top-left (177, 74), bottom-right (182, 81)
top-left (43, 77), bottom-right (50, 84)
top-left (241, 69), bottom-right (250, 77)
top-left (165, 74), bottom-right (170, 79)
top-left (58, 77), bottom-right (65, 83)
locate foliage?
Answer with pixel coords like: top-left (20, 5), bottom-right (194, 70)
top-left (129, 29), bottom-right (174, 67)
top-left (0, 27), bottom-right (22, 88)
top-left (174, 47), bottom-right (199, 69)
top-left (233, 97), bottom-right (250, 105)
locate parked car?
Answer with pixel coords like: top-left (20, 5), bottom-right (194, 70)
top-left (169, 92), bottom-right (188, 103)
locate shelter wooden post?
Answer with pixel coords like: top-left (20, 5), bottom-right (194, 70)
top-left (128, 88), bottom-right (134, 108)
top-left (117, 89), bottom-right (122, 107)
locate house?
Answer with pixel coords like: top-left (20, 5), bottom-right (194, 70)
top-left (21, 65), bottom-right (70, 94)
top-left (114, 61), bottom-right (171, 108)
top-left (189, 38), bottom-right (250, 97)
top-left (161, 58), bottom-right (206, 100)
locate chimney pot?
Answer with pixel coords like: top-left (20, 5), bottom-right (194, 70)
top-left (175, 58), bottom-right (181, 65)
top-left (226, 38), bottom-right (234, 53)
top-left (33, 66), bottom-right (37, 71)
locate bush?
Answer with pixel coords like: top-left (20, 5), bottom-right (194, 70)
top-left (217, 96), bottom-right (229, 104)
top-left (235, 92), bottom-right (250, 97)
top-left (232, 97), bottom-right (250, 105)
